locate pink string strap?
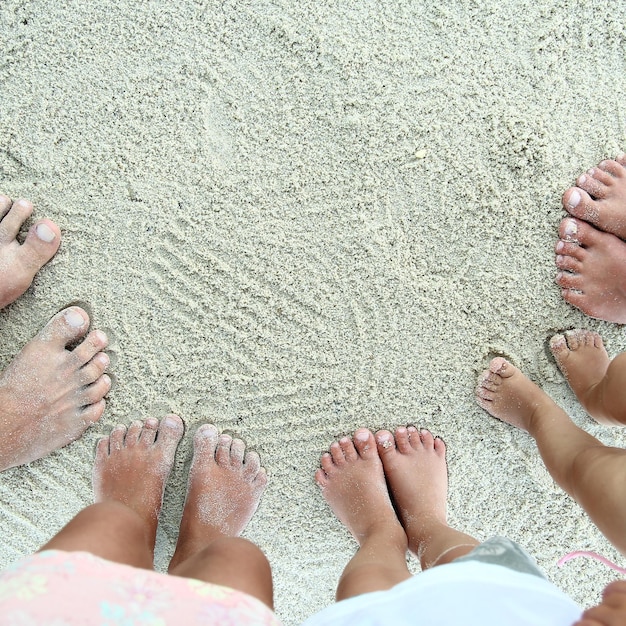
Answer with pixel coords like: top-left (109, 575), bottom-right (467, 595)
top-left (558, 551), bottom-right (626, 574)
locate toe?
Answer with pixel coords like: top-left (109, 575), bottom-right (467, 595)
top-left (561, 289), bottom-right (590, 314)
top-left (339, 436), bottom-right (358, 461)
top-left (407, 426), bottom-right (421, 449)
top-left (556, 271), bottom-right (583, 291)
top-left (80, 374), bottom-right (111, 406)
top-left (555, 254), bottom-right (581, 273)
top-left (18, 220), bottom-right (61, 270)
top-left (475, 384), bottom-right (496, 402)
top-left (562, 188), bottom-right (600, 225)
top-left (353, 428), bottom-right (377, 459)
top-left (155, 414), bottom-right (185, 453)
top-left (555, 239), bottom-right (585, 261)
top-left (576, 172), bottom-right (608, 199)
top-left (0, 195), bottom-right (11, 219)
top-left (558, 217), bottom-right (581, 243)
top-left (434, 437), bottom-right (446, 456)
top-left (244, 450), bottom-right (262, 477)
top-left (488, 357), bottom-right (512, 378)
top-left (230, 438), bottom-right (245, 466)
top-left (138, 417), bottom-right (159, 446)
top-left (315, 467), bottom-right (328, 487)
top-left (330, 441), bottom-right (345, 464)
top-left (320, 452), bottom-right (335, 475)
top-left (254, 467), bottom-right (268, 489)
top-left (419, 428), bottom-right (435, 449)
top-left (125, 420), bottom-right (143, 446)
top-left (0, 198), bottom-right (33, 242)
top-left (40, 307), bottom-right (90, 348)
top-left (96, 436), bottom-right (110, 459)
top-left (375, 429), bottom-right (396, 457)
top-left (598, 159), bottom-right (625, 177)
top-left (79, 352), bottom-right (110, 385)
top-left (617, 152), bottom-right (626, 168)
top-left (549, 333), bottom-right (569, 357)
top-left (194, 424), bottom-right (219, 457)
top-left (394, 427), bottom-right (411, 453)
top-left (564, 329), bottom-right (583, 351)
top-left (80, 400), bottom-right (106, 426)
top-left (215, 434), bottom-right (233, 465)
top-left (109, 424), bottom-right (127, 451)
top-left (588, 166), bottom-right (615, 187)
top-left (72, 329), bottom-right (108, 366)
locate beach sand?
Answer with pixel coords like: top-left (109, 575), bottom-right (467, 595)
top-left (1, 1), bottom-right (626, 622)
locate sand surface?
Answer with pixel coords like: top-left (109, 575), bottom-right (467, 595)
top-left (2, 1), bottom-right (626, 622)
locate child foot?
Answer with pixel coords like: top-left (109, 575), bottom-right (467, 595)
top-left (555, 217), bottom-right (626, 323)
top-left (375, 427), bottom-right (448, 559)
top-left (0, 307), bottom-right (111, 471)
top-left (0, 195), bottom-right (61, 309)
top-left (476, 357), bottom-right (561, 432)
top-left (168, 425), bottom-right (268, 569)
top-left (314, 429), bottom-right (406, 549)
top-left (93, 415), bottom-right (184, 548)
top-left (562, 154), bottom-right (626, 240)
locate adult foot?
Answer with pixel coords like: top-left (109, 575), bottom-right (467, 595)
top-left (0, 306), bottom-right (111, 471)
top-left (314, 429), bottom-right (407, 549)
top-left (476, 357), bottom-right (562, 432)
top-left (168, 425), bottom-right (268, 570)
top-left (93, 415), bottom-right (184, 548)
top-left (555, 217), bottom-right (626, 323)
top-left (562, 154), bottom-right (626, 240)
top-left (374, 427), bottom-right (448, 561)
top-left (0, 195), bottom-right (61, 309)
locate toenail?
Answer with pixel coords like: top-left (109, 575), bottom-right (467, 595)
top-left (92, 330), bottom-right (108, 346)
top-left (35, 223), bottom-right (56, 242)
top-left (563, 219), bottom-right (578, 238)
top-left (578, 174), bottom-right (587, 184)
top-left (64, 308), bottom-right (87, 328)
top-left (96, 353), bottom-right (110, 367)
top-left (567, 190), bottom-right (581, 209)
top-left (556, 241), bottom-right (564, 252)
top-left (354, 430), bottom-right (369, 442)
top-left (163, 415), bottom-right (180, 427)
top-left (588, 168), bottom-right (595, 175)
top-left (13, 199), bottom-right (31, 210)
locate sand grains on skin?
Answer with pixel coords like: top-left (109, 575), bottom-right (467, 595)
top-left (93, 415), bottom-right (185, 528)
top-left (0, 195), bottom-right (61, 310)
top-left (0, 307), bottom-right (111, 471)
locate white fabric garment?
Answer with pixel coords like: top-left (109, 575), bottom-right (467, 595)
top-left (302, 561), bottom-right (581, 626)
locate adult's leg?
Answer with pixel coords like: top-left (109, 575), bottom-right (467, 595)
top-left (41, 416), bottom-right (184, 569)
top-left (0, 195), bottom-right (61, 309)
top-left (550, 329), bottom-right (626, 426)
top-left (477, 358), bottom-right (626, 555)
top-left (0, 307), bottom-right (111, 471)
top-left (376, 426), bottom-right (479, 569)
top-left (314, 429), bottom-right (411, 601)
top-left (167, 425), bottom-right (273, 609)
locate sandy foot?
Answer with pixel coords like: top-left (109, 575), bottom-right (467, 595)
top-left (475, 357), bottom-right (559, 432)
top-left (93, 415), bottom-right (184, 546)
top-left (556, 154), bottom-right (626, 323)
top-left (0, 306), bottom-right (110, 470)
top-left (374, 427), bottom-right (447, 557)
top-left (315, 428), bottom-right (406, 547)
top-left (0, 195), bottom-right (61, 309)
top-left (169, 425), bottom-right (267, 568)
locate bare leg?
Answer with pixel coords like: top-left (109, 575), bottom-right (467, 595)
top-left (315, 429), bottom-right (410, 601)
top-left (167, 425), bottom-right (272, 609)
top-left (550, 329), bottom-right (626, 426)
top-left (0, 195), bottom-right (61, 309)
top-left (41, 415), bottom-right (184, 568)
top-left (0, 307), bottom-right (111, 470)
top-left (376, 427), bottom-right (479, 569)
top-left (477, 358), bottom-right (626, 555)
top-left (555, 153), bottom-right (626, 323)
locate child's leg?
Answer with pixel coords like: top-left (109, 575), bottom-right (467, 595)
top-left (375, 427), bottom-right (480, 569)
top-left (40, 416), bottom-right (185, 568)
top-left (167, 425), bottom-right (273, 609)
top-left (314, 429), bottom-right (412, 601)
top-left (550, 329), bottom-right (626, 426)
top-left (477, 358), bottom-right (626, 555)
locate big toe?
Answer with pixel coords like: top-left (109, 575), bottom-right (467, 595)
top-left (39, 307), bottom-right (90, 347)
top-left (562, 187), bottom-right (598, 224)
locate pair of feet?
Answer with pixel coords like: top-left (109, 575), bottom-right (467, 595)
top-left (316, 425), bottom-right (455, 572)
top-left (92, 416), bottom-right (267, 571)
top-left (556, 153), bottom-right (626, 323)
top-left (476, 328), bottom-right (618, 430)
top-left (0, 195), bottom-right (111, 471)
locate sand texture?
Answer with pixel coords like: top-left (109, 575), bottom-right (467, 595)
top-left (2, 1), bottom-right (626, 622)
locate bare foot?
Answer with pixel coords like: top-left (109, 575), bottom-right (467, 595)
top-left (374, 427), bottom-right (448, 558)
top-left (476, 357), bottom-right (562, 432)
top-left (574, 580), bottom-right (626, 626)
top-left (555, 217), bottom-right (626, 323)
top-left (0, 195), bottom-right (61, 309)
top-left (562, 154), bottom-right (626, 240)
top-left (0, 306), bottom-right (111, 471)
top-left (314, 429), bottom-right (406, 549)
top-left (93, 415), bottom-right (184, 548)
top-left (168, 425), bottom-right (268, 570)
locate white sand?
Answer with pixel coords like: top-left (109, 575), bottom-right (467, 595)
top-left (1, 1), bottom-right (626, 622)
